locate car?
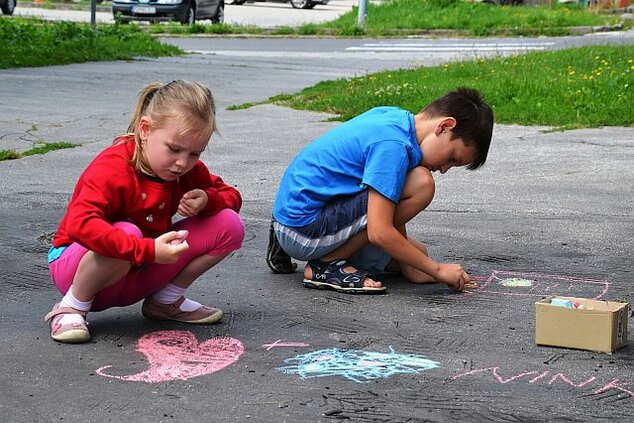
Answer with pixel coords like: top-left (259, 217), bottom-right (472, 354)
top-left (112, 0), bottom-right (224, 25)
top-left (226, 0), bottom-right (328, 10)
top-left (0, 0), bottom-right (16, 16)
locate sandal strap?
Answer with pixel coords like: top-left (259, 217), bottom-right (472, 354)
top-left (308, 258), bottom-right (369, 288)
top-left (44, 306), bottom-right (88, 322)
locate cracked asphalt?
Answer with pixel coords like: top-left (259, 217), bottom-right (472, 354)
top-left (0, 36), bottom-right (632, 422)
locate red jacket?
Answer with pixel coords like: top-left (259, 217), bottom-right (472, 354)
top-left (53, 135), bottom-right (242, 265)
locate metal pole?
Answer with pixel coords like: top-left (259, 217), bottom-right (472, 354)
top-left (357, 0), bottom-right (367, 27)
top-left (91, 0), bottom-right (97, 30)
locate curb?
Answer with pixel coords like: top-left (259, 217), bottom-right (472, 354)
top-left (19, 1), bottom-right (112, 12)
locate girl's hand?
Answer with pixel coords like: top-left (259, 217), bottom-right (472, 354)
top-left (177, 189), bottom-right (208, 217)
top-left (436, 263), bottom-right (469, 292)
top-left (154, 231), bottom-right (190, 264)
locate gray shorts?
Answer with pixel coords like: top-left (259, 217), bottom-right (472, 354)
top-left (273, 190), bottom-right (391, 274)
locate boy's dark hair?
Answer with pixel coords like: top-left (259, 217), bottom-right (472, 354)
top-left (421, 87), bottom-right (493, 170)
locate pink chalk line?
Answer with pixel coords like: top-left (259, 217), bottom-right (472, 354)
top-left (466, 270), bottom-right (610, 300)
top-left (262, 339), bottom-right (310, 351)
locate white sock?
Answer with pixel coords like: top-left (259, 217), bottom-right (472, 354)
top-left (179, 298), bottom-right (202, 312)
top-left (153, 283), bottom-right (201, 312)
top-left (58, 287), bottom-right (92, 326)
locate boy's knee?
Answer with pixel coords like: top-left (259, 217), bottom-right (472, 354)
top-left (112, 221), bottom-right (143, 238)
top-left (406, 166), bottom-right (435, 207)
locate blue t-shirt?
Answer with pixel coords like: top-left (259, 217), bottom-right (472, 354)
top-left (273, 107), bottom-right (422, 227)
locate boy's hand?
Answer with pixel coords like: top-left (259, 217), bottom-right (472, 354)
top-left (177, 189), bottom-right (208, 217)
top-left (436, 263), bottom-right (469, 291)
top-left (154, 231), bottom-right (190, 264)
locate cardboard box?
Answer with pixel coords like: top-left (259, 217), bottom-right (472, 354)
top-left (535, 296), bottom-right (629, 353)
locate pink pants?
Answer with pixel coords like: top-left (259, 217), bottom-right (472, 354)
top-left (49, 209), bottom-right (244, 311)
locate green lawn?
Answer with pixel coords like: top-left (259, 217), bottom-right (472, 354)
top-left (317, 0), bottom-right (624, 37)
top-left (0, 18), bottom-right (181, 69)
top-left (260, 45), bottom-right (633, 129)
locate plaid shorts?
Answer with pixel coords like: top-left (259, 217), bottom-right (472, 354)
top-left (273, 190), bottom-right (391, 274)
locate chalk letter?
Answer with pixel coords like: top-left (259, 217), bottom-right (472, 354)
top-left (594, 379), bottom-right (634, 397)
top-left (548, 373), bottom-right (596, 388)
top-left (452, 367), bottom-right (540, 384)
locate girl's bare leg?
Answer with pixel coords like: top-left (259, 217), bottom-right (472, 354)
top-left (71, 252), bottom-right (131, 302)
top-left (170, 253), bottom-right (230, 289)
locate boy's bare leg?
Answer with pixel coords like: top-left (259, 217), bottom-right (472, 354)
top-left (306, 167), bottom-right (435, 288)
top-left (385, 236), bottom-right (435, 283)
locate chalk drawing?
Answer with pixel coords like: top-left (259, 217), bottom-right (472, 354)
top-left (465, 270), bottom-right (609, 299)
top-left (262, 339), bottom-right (310, 351)
top-left (500, 278), bottom-right (533, 287)
top-left (278, 347), bottom-right (439, 383)
top-left (452, 366), bottom-right (633, 397)
top-left (95, 330), bottom-right (244, 383)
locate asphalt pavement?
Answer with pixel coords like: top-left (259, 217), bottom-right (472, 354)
top-left (0, 33), bottom-right (632, 422)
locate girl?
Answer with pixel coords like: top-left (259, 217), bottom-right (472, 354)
top-left (45, 80), bottom-right (244, 344)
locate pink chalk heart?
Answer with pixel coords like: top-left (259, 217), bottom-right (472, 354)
top-left (96, 330), bottom-right (244, 383)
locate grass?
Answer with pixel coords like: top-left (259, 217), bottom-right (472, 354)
top-left (144, 0), bottom-right (626, 37)
top-left (0, 142), bottom-right (76, 162)
top-left (0, 18), bottom-right (181, 69)
top-left (316, 0), bottom-right (625, 37)
top-left (258, 45), bottom-right (633, 129)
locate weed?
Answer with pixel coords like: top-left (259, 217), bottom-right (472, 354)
top-left (0, 142), bottom-right (75, 162)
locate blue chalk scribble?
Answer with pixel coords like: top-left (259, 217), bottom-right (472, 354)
top-left (278, 347), bottom-right (440, 383)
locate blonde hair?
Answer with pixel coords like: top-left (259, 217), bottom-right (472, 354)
top-left (126, 80), bottom-right (216, 175)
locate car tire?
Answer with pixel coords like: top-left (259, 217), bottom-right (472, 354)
top-left (1, 0), bottom-right (16, 15)
top-left (181, 3), bottom-right (196, 25)
top-left (290, 0), bottom-right (315, 9)
top-left (211, 3), bottom-right (224, 24)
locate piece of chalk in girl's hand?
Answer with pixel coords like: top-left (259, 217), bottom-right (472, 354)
top-left (169, 230), bottom-right (189, 245)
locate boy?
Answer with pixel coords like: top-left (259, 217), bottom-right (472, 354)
top-left (266, 88), bottom-right (493, 293)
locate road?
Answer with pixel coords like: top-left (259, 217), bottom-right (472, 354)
top-left (160, 30), bottom-right (633, 75)
top-left (14, 0), bottom-right (358, 26)
top-left (0, 23), bottom-right (632, 423)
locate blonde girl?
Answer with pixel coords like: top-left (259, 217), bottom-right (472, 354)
top-left (45, 80), bottom-right (244, 343)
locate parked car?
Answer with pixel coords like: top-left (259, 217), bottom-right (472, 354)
top-left (226, 0), bottom-right (328, 10)
top-left (0, 0), bottom-right (16, 16)
top-left (112, 0), bottom-right (224, 25)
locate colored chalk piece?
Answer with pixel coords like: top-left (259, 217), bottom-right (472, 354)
top-left (550, 298), bottom-right (573, 308)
